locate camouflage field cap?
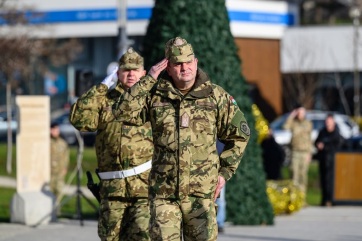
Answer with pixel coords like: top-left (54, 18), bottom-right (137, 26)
top-left (118, 47), bottom-right (144, 69)
top-left (165, 37), bottom-right (194, 63)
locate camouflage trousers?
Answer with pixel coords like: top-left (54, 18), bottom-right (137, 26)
top-left (290, 150), bottom-right (310, 195)
top-left (98, 197), bottom-right (150, 241)
top-left (150, 197), bottom-right (217, 241)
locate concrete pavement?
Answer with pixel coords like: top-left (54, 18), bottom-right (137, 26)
top-left (2, 176), bottom-right (362, 241)
top-left (0, 206), bottom-right (361, 241)
top-left (220, 206), bottom-right (362, 241)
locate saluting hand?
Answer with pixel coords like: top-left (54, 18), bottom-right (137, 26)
top-left (101, 65), bottom-right (119, 89)
top-left (149, 58), bottom-right (168, 80)
top-left (290, 109), bottom-right (298, 118)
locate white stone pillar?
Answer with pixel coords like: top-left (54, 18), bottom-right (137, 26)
top-left (11, 96), bottom-right (55, 226)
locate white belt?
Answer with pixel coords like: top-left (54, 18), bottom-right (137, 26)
top-left (98, 160), bottom-right (152, 180)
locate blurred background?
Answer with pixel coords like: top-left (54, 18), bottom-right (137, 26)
top-left (0, 0), bottom-right (361, 146)
top-left (0, 0), bottom-right (361, 222)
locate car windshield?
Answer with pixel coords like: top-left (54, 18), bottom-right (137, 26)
top-left (270, 111), bottom-right (358, 133)
top-left (270, 114), bottom-right (288, 130)
top-left (52, 112), bottom-right (70, 124)
top-left (343, 117), bottom-right (354, 129)
top-left (311, 119), bottom-right (325, 131)
top-left (0, 111), bottom-right (16, 121)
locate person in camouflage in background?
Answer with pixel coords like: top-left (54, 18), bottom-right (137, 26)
top-left (115, 37), bottom-right (250, 241)
top-left (69, 48), bottom-right (154, 241)
top-left (50, 122), bottom-right (70, 203)
top-left (283, 106), bottom-right (313, 204)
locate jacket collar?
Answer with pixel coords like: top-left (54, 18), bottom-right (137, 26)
top-left (108, 85), bottom-right (124, 99)
top-left (157, 68), bottom-right (213, 99)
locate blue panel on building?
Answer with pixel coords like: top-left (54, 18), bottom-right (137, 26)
top-left (0, 8), bottom-right (294, 25)
top-left (228, 11), bottom-right (294, 25)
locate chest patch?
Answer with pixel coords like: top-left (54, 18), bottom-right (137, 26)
top-left (153, 102), bottom-right (170, 107)
top-left (180, 112), bottom-right (190, 128)
top-left (102, 106), bottom-right (112, 111)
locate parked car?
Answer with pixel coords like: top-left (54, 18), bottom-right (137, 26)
top-left (0, 111), bottom-right (17, 142)
top-left (51, 110), bottom-right (96, 147)
top-left (341, 134), bottom-right (362, 152)
top-left (0, 109), bottom-right (96, 146)
top-left (270, 110), bottom-right (360, 163)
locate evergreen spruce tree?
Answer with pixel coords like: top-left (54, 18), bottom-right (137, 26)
top-left (142, 0), bottom-right (274, 225)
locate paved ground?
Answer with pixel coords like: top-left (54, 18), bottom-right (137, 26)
top-left (2, 176), bottom-right (362, 241)
top-left (0, 206), bottom-right (361, 241)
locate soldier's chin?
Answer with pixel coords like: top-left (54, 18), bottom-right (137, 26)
top-left (182, 72), bottom-right (196, 79)
top-left (127, 81), bottom-right (137, 88)
top-left (180, 76), bottom-right (194, 82)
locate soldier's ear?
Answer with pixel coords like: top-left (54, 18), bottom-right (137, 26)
top-left (166, 64), bottom-right (171, 75)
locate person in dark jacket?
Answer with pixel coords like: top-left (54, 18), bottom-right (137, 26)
top-left (261, 129), bottom-right (285, 180)
top-left (315, 114), bottom-right (344, 207)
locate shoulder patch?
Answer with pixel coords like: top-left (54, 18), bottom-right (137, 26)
top-left (240, 122), bottom-right (250, 136)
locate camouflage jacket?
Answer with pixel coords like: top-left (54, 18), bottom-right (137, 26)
top-left (116, 69), bottom-right (250, 199)
top-left (69, 84), bottom-right (153, 198)
top-left (283, 117), bottom-right (313, 152)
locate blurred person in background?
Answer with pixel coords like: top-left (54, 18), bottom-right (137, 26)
top-left (216, 140), bottom-right (226, 234)
top-left (283, 106), bottom-right (313, 205)
top-left (261, 129), bottom-right (285, 180)
top-left (315, 114), bottom-right (345, 207)
top-left (216, 187), bottom-right (226, 234)
top-left (50, 122), bottom-right (70, 206)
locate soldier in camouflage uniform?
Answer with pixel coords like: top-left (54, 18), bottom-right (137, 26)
top-left (283, 106), bottom-right (313, 202)
top-left (116, 37), bottom-right (250, 241)
top-left (50, 123), bottom-right (69, 199)
top-left (50, 122), bottom-right (70, 203)
top-left (69, 48), bottom-right (154, 241)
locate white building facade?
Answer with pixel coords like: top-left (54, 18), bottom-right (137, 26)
top-left (1, 0), bottom-right (298, 114)
top-left (281, 26), bottom-right (362, 115)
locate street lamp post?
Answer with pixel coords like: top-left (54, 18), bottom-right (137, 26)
top-left (117, 0), bottom-right (130, 59)
top-left (350, 5), bottom-right (361, 118)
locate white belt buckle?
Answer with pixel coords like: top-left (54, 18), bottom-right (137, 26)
top-left (119, 170), bottom-right (125, 179)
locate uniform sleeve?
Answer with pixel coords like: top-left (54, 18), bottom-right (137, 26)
top-left (69, 84), bottom-right (109, 132)
top-left (216, 87), bottom-right (251, 181)
top-left (116, 75), bottom-right (157, 125)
